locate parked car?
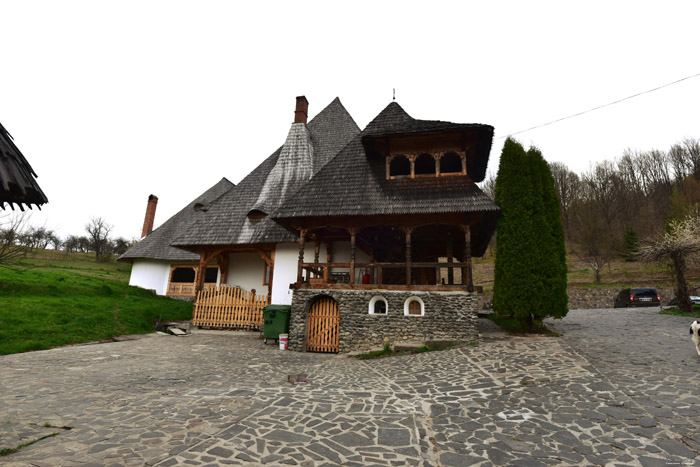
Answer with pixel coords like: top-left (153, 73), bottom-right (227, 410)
top-left (668, 296), bottom-right (700, 306)
top-left (613, 288), bottom-right (661, 308)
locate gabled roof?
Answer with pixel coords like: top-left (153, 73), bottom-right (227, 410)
top-left (171, 97), bottom-right (360, 248)
top-left (118, 177), bottom-right (235, 262)
top-left (0, 122), bottom-right (48, 210)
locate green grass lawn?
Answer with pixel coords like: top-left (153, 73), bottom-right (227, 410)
top-left (0, 251), bottom-right (192, 355)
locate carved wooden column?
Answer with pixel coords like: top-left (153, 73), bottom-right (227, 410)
top-left (297, 229), bottom-right (307, 283)
top-left (463, 225), bottom-right (473, 292)
top-left (434, 153), bottom-right (441, 177)
top-left (409, 154), bottom-right (416, 179)
top-left (446, 232), bottom-right (454, 285)
top-left (404, 227), bottom-right (413, 286)
top-left (461, 153), bottom-right (467, 176)
top-left (313, 238), bottom-right (320, 279)
top-left (349, 228), bottom-right (357, 285)
top-left (324, 242), bottom-right (332, 283)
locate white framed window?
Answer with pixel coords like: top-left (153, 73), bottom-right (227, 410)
top-left (368, 296), bottom-right (388, 315)
top-left (403, 296), bottom-right (425, 316)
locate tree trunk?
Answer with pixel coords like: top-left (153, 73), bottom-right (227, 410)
top-left (671, 252), bottom-right (692, 313)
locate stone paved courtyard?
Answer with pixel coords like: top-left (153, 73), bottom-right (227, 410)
top-left (1, 308), bottom-right (699, 466)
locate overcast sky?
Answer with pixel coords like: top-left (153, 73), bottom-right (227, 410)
top-left (2, 1), bottom-right (699, 240)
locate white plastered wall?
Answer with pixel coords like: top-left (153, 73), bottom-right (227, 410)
top-left (226, 252), bottom-right (266, 293)
top-left (129, 260), bottom-right (171, 296)
top-left (271, 242), bottom-right (326, 305)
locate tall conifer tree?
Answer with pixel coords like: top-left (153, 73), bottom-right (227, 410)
top-left (493, 139), bottom-right (568, 329)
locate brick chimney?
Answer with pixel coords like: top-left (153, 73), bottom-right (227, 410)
top-left (141, 194), bottom-right (158, 237)
top-left (294, 96), bottom-right (309, 124)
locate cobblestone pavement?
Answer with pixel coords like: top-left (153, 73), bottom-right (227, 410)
top-left (1, 308), bottom-right (699, 466)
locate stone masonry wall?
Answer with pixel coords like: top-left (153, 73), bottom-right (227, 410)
top-left (288, 289), bottom-right (478, 353)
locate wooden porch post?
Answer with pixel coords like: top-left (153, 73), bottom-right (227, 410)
top-left (268, 249), bottom-right (275, 298)
top-left (349, 228), bottom-right (357, 285)
top-left (323, 242), bottom-right (332, 283)
top-left (297, 229), bottom-right (307, 283)
top-left (446, 232), bottom-right (454, 285)
top-left (463, 225), bottom-right (473, 292)
top-left (216, 253), bottom-right (229, 286)
top-left (313, 238), bottom-right (320, 279)
top-left (404, 227), bottom-right (413, 286)
top-left (196, 252), bottom-right (208, 293)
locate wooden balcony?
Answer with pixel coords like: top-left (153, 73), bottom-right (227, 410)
top-left (295, 261), bottom-right (474, 292)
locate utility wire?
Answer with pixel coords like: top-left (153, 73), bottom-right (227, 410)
top-left (496, 72), bottom-right (700, 140)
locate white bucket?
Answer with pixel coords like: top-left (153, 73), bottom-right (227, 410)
top-left (279, 334), bottom-right (289, 350)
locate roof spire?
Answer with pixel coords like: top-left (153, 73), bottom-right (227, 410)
top-left (393, 88), bottom-right (395, 101)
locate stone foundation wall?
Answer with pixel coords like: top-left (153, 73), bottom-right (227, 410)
top-left (567, 287), bottom-right (674, 309)
top-left (288, 289), bottom-right (478, 353)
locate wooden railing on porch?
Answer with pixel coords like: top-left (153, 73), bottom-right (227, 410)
top-left (168, 282), bottom-right (216, 297)
top-left (192, 286), bottom-right (269, 329)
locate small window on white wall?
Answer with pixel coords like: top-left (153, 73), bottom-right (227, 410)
top-left (368, 296), bottom-right (388, 315)
top-left (404, 296), bottom-right (425, 316)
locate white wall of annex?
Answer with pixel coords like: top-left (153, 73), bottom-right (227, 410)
top-left (271, 243), bottom-right (323, 304)
top-left (226, 252), bottom-right (266, 293)
top-left (129, 260), bottom-right (171, 296)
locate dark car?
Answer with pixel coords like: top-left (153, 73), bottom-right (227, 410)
top-left (614, 288), bottom-right (661, 308)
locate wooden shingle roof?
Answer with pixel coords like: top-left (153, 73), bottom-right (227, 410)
top-left (117, 177), bottom-right (235, 262)
top-left (0, 122), bottom-right (48, 210)
top-left (171, 97), bottom-right (361, 248)
top-left (272, 102), bottom-right (500, 256)
top-left (273, 101), bottom-right (499, 218)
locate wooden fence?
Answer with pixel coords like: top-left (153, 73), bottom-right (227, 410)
top-left (192, 286), bottom-right (269, 329)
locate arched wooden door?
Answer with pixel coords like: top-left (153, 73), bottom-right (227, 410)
top-left (306, 297), bottom-right (340, 353)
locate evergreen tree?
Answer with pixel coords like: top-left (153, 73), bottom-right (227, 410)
top-left (493, 138), bottom-right (538, 326)
top-left (621, 228), bottom-right (640, 261)
top-left (529, 147), bottom-right (568, 320)
top-left (493, 139), bottom-right (568, 330)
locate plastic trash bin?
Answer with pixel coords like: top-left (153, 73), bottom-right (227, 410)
top-left (263, 305), bottom-right (291, 344)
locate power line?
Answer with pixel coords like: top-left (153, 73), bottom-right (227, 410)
top-left (496, 72), bottom-right (700, 140)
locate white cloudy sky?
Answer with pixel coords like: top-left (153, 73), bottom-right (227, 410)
top-left (2, 1), bottom-right (699, 239)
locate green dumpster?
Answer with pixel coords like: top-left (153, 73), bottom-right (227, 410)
top-left (263, 305), bottom-right (291, 344)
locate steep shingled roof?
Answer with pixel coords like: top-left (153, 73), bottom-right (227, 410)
top-left (118, 177), bottom-right (235, 262)
top-left (171, 97), bottom-right (361, 248)
top-left (0, 122), bottom-right (48, 210)
top-left (272, 102), bottom-right (500, 256)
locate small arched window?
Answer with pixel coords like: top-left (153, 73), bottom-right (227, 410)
top-left (389, 155), bottom-right (411, 177)
top-left (414, 153), bottom-right (436, 175)
top-left (403, 296), bottom-right (425, 316)
top-left (440, 152), bottom-right (463, 174)
top-left (368, 296), bottom-right (388, 315)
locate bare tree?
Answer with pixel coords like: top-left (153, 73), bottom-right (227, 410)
top-left (640, 211), bottom-right (700, 313)
top-left (550, 161), bottom-right (581, 249)
top-left (0, 212), bottom-right (30, 268)
top-left (85, 217), bottom-right (113, 261)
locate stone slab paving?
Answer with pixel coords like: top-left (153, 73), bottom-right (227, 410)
top-left (0, 309), bottom-right (698, 466)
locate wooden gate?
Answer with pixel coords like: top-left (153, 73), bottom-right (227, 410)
top-left (306, 297), bottom-right (340, 353)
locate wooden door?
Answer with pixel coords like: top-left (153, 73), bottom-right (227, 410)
top-left (306, 297), bottom-right (340, 353)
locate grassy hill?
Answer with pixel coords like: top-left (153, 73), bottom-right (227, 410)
top-left (0, 250), bottom-right (192, 355)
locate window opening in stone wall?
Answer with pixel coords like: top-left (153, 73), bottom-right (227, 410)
top-left (440, 152), bottom-right (463, 174)
top-left (369, 296), bottom-right (388, 314)
top-left (404, 297), bottom-right (424, 316)
top-left (414, 153), bottom-right (436, 175)
top-left (171, 267), bottom-right (196, 283)
top-left (389, 155), bottom-right (411, 177)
